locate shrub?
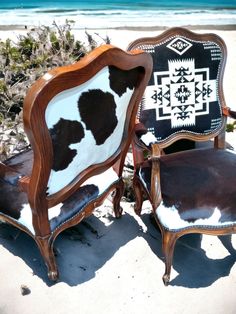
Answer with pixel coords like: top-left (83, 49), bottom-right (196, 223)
top-left (0, 20), bottom-right (108, 119)
top-left (0, 20), bottom-right (109, 160)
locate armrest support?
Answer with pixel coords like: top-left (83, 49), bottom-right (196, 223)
top-left (132, 122), bottom-right (151, 166)
top-left (150, 143), bottom-right (162, 209)
top-left (223, 107), bottom-right (236, 119)
top-left (133, 122), bottom-right (158, 167)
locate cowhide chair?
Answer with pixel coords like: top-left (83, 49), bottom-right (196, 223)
top-left (127, 27), bottom-right (236, 285)
top-left (0, 45), bottom-right (152, 281)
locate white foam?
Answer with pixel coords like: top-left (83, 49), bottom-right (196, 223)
top-left (0, 8), bottom-right (235, 29)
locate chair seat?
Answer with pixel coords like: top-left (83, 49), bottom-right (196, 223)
top-left (0, 159), bottom-right (119, 234)
top-left (137, 148), bottom-right (236, 231)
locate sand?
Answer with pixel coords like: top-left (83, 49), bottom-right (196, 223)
top-left (0, 25), bottom-right (236, 314)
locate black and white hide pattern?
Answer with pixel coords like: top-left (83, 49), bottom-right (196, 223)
top-left (45, 66), bottom-right (139, 195)
top-left (0, 66), bottom-right (141, 233)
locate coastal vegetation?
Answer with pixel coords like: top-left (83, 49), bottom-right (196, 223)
top-left (0, 20), bottom-right (109, 160)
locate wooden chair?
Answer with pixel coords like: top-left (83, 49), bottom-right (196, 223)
top-left (127, 27), bottom-right (236, 285)
top-left (0, 45), bottom-right (152, 281)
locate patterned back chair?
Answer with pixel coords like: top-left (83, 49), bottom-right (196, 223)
top-left (0, 45), bottom-right (152, 280)
top-left (128, 27), bottom-right (236, 285)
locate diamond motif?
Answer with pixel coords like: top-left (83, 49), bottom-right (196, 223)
top-left (175, 85), bottom-right (191, 103)
top-left (167, 37), bottom-right (192, 55)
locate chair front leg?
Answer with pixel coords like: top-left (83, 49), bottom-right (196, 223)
top-left (162, 230), bottom-right (178, 286)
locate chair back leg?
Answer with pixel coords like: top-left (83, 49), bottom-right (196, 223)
top-left (112, 178), bottom-right (124, 218)
top-left (36, 235), bottom-right (58, 281)
top-left (133, 175), bottom-right (146, 216)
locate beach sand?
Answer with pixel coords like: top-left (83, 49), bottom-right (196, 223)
top-left (0, 25), bottom-right (236, 314)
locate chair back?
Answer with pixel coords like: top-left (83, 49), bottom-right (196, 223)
top-left (23, 45), bottom-right (152, 207)
top-left (128, 27), bottom-right (227, 148)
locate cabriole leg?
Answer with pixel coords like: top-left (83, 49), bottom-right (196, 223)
top-left (36, 235), bottom-right (59, 281)
top-left (162, 230), bottom-right (178, 286)
top-left (133, 175), bottom-right (145, 216)
top-left (112, 179), bottom-right (124, 218)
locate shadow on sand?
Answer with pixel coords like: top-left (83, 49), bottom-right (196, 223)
top-left (0, 208), bottom-right (143, 286)
top-left (0, 206), bottom-right (236, 288)
top-left (141, 213), bottom-right (236, 288)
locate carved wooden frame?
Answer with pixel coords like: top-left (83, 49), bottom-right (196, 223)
top-left (128, 28), bottom-right (236, 285)
top-left (0, 44), bottom-right (152, 280)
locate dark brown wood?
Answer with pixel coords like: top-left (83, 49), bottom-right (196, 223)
top-left (0, 44), bottom-right (152, 281)
top-left (128, 27), bottom-right (236, 285)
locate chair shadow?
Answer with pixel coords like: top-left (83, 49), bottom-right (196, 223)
top-left (0, 209), bottom-right (142, 287)
top-left (140, 213), bottom-right (236, 288)
top-left (1, 208), bottom-right (236, 288)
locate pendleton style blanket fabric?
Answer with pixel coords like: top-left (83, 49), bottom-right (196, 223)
top-left (137, 36), bottom-right (223, 142)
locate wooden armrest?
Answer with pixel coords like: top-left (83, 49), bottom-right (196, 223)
top-left (134, 122), bottom-right (157, 149)
top-left (0, 162), bottom-right (22, 186)
top-left (19, 176), bottom-right (30, 193)
top-left (133, 132), bottom-right (149, 150)
top-left (132, 137), bottom-right (146, 166)
top-left (134, 121), bottom-right (148, 137)
top-left (228, 109), bottom-right (236, 119)
top-left (132, 122), bottom-right (150, 167)
top-left (223, 107), bottom-right (236, 119)
top-left (0, 162), bottom-right (29, 193)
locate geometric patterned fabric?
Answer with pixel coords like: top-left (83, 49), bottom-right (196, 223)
top-left (137, 36), bottom-right (223, 142)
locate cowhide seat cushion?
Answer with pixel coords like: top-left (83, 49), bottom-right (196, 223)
top-left (137, 148), bottom-right (236, 231)
top-left (0, 152), bottom-right (118, 234)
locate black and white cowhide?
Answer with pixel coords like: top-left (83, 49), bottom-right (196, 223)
top-left (137, 148), bottom-right (236, 231)
top-left (0, 65), bottom-right (140, 233)
top-left (0, 65), bottom-right (141, 233)
top-left (46, 66), bottom-right (139, 195)
top-left (0, 167), bottom-right (119, 233)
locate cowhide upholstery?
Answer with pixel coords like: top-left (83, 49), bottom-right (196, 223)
top-left (137, 148), bottom-right (236, 230)
top-left (0, 65), bottom-right (140, 233)
top-left (127, 28), bottom-right (236, 285)
top-left (133, 34), bottom-right (223, 146)
top-left (0, 44), bottom-right (153, 281)
top-left (46, 66), bottom-right (138, 195)
top-left (0, 164), bottom-right (118, 234)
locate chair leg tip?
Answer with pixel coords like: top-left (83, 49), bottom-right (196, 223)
top-left (48, 270), bottom-right (59, 281)
top-left (115, 206), bottom-right (123, 218)
top-left (162, 274), bottom-right (170, 286)
top-left (134, 205), bottom-right (141, 216)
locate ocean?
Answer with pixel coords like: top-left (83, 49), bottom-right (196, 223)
top-left (0, 0), bottom-right (235, 29)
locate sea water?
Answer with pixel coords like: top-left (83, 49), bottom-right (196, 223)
top-left (0, 0), bottom-right (235, 28)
